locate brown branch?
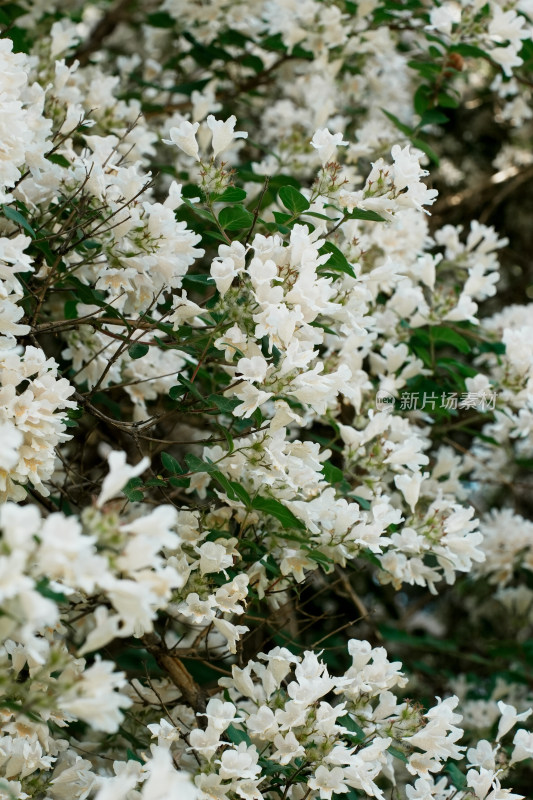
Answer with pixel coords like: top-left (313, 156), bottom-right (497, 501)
top-left (67, 0), bottom-right (135, 67)
top-left (142, 633), bottom-right (207, 714)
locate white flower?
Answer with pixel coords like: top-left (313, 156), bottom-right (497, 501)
top-left (467, 767), bottom-right (497, 800)
top-left (206, 114), bottom-right (248, 158)
top-left (510, 728), bottom-right (533, 764)
top-left (427, 3), bottom-right (461, 35)
top-left (212, 617), bottom-right (249, 653)
top-left (232, 382), bottom-right (273, 417)
top-left (496, 701), bottom-right (531, 741)
top-left (394, 472), bottom-right (426, 512)
top-left (97, 451), bottom-right (149, 508)
top-left (271, 732), bottom-right (305, 765)
top-left (146, 719), bottom-right (181, 748)
top-left (196, 541), bottom-right (234, 575)
top-left (211, 255), bottom-right (241, 296)
top-left (308, 765), bottom-right (348, 799)
top-left (58, 658), bottom-right (132, 733)
top-left (163, 120), bottom-right (200, 160)
top-left (0, 420), bottom-right (22, 470)
top-left (488, 6), bottom-right (528, 46)
top-left (236, 355), bottom-right (269, 383)
top-left (218, 742), bottom-right (260, 780)
top-left (391, 144), bottom-right (428, 191)
top-left (310, 128), bottom-right (349, 165)
top-left (467, 739), bottom-right (497, 770)
top-left (141, 746), bottom-right (199, 800)
top-left (202, 699), bottom-right (241, 732)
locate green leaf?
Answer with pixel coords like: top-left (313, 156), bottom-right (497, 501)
top-left (177, 374), bottom-right (206, 402)
top-left (411, 136), bottom-right (440, 166)
top-left (333, 790), bottom-right (359, 800)
top-left (444, 762), bottom-right (467, 790)
top-left (350, 495), bottom-right (371, 510)
top-left (210, 470), bottom-right (251, 506)
top-left (185, 454), bottom-right (213, 473)
top-left (147, 11), bottom-right (175, 27)
top-left (251, 496), bottom-right (306, 530)
top-left (319, 242), bottom-right (356, 278)
top-left (344, 208), bottom-right (386, 222)
top-left (381, 108), bottom-right (413, 136)
top-left (218, 205), bottom-right (254, 230)
top-left (261, 33), bottom-right (287, 52)
top-left (169, 385), bottom-right (187, 400)
top-left (307, 548), bottom-right (334, 567)
top-left (279, 185), bottom-right (310, 215)
top-left (437, 91), bottom-right (460, 109)
top-left (413, 84), bottom-right (432, 116)
top-left (449, 43), bottom-right (488, 59)
top-left (46, 153), bottom-right (71, 168)
top-left (478, 340), bottom-right (505, 355)
top-left (126, 748), bottom-right (145, 764)
top-left (36, 578), bottom-right (66, 604)
top-left (214, 187), bottom-right (247, 203)
top-left (418, 109), bottom-right (449, 127)
top-left (122, 477), bottom-right (144, 503)
top-left (241, 53), bottom-right (264, 73)
top-left (161, 452), bottom-right (183, 474)
top-left (387, 745), bottom-right (408, 763)
top-left (2, 204), bottom-right (36, 238)
top-left (322, 460), bottom-right (344, 484)
top-left (272, 211), bottom-right (293, 226)
top-left (431, 326), bottom-right (471, 353)
top-left (128, 343), bottom-right (149, 359)
top-left (208, 394), bottom-right (241, 414)
top-left (337, 714), bottom-right (366, 743)
top-left (226, 725), bottom-right (252, 746)
top-left (64, 300), bottom-right (78, 320)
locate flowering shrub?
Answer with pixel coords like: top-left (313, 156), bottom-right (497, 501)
top-left (1, 1), bottom-right (533, 798)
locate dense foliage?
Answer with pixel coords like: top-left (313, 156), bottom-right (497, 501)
top-left (2, 0), bottom-right (533, 798)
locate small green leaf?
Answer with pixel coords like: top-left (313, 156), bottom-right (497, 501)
top-left (338, 714), bottom-right (366, 743)
top-left (122, 477), bottom-right (144, 503)
top-left (251, 496), bottom-right (305, 530)
top-left (319, 242), bottom-right (356, 278)
top-left (126, 748), bottom-right (145, 764)
top-left (208, 394), bottom-right (241, 414)
top-left (279, 185), bottom-right (310, 215)
top-left (169, 385), bottom-right (187, 400)
top-left (448, 43), bottom-right (488, 59)
top-left (147, 11), bottom-right (175, 27)
top-left (177, 374), bottom-right (206, 402)
top-left (36, 578), bottom-right (67, 604)
top-left (411, 136), bottom-right (440, 166)
top-left (161, 452), bottom-right (183, 474)
top-left (226, 725), bottom-right (252, 746)
top-left (2, 204), bottom-right (36, 238)
top-left (417, 109), bottom-right (449, 127)
top-left (381, 108), bottom-right (413, 136)
top-left (444, 763), bottom-right (467, 790)
top-left (46, 153), bottom-right (71, 168)
top-left (64, 301), bottom-right (78, 320)
top-left (431, 326), bottom-right (470, 353)
top-left (344, 208), bottom-right (386, 222)
top-left (322, 460), bottom-right (344, 484)
top-left (307, 548), bottom-right (334, 567)
top-left (272, 211), bottom-right (294, 226)
top-left (387, 745), bottom-right (408, 763)
top-left (218, 205), bottom-right (254, 230)
top-left (185, 454), bottom-right (212, 473)
top-left (128, 343), bottom-right (149, 359)
top-left (214, 187), bottom-right (247, 203)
